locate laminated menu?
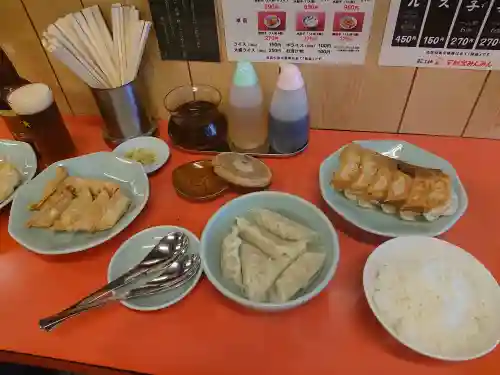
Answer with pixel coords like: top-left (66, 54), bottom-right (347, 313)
top-left (221, 0), bottom-right (375, 64)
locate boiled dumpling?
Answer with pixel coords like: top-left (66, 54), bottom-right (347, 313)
top-left (240, 243), bottom-right (288, 302)
top-left (250, 208), bottom-right (317, 241)
top-left (236, 217), bottom-right (307, 260)
top-left (269, 252), bottom-right (326, 303)
top-left (220, 226), bottom-right (243, 287)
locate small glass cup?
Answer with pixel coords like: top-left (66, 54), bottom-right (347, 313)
top-left (165, 85), bottom-right (228, 151)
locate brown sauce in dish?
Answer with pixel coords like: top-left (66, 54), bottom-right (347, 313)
top-left (172, 159), bottom-right (228, 200)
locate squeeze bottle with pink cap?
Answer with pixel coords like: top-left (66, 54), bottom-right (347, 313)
top-left (268, 63), bottom-right (309, 154)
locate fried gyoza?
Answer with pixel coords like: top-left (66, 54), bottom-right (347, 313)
top-left (331, 144), bottom-right (362, 191)
top-left (26, 166), bottom-right (130, 232)
top-left (0, 161), bottom-right (21, 202)
top-left (30, 166), bottom-right (68, 210)
top-left (331, 143), bottom-right (455, 221)
top-left (27, 186), bottom-right (74, 228)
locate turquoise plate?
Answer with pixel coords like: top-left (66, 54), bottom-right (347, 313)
top-left (108, 226), bottom-right (202, 311)
top-left (319, 140), bottom-right (468, 237)
top-left (8, 152), bottom-right (149, 255)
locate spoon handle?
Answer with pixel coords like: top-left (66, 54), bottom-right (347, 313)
top-left (39, 300), bottom-right (110, 331)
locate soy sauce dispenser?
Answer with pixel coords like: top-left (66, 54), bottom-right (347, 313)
top-left (268, 63), bottom-right (309, 154)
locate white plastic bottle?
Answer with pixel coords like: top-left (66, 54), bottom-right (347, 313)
top-left (228, 61), bottom-right (268, 153)
top-left (269, 63), bottom-right (309, 154)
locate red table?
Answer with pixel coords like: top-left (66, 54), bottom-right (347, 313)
top-left (0, 117), bottom-right (498, 375)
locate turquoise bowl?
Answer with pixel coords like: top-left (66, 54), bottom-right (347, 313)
top-left (9, 152), bottom-right (149, 255)
top-left (200, 191), bottom-right (340, 312)
top-left (319, 140), bottom-right (468, 237)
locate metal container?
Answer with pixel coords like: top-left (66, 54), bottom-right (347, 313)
top-left (91, 81), bottom-right (156, 146)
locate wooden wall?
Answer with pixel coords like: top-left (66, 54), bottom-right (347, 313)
top-left (1, 0), bottom-right (500, 138)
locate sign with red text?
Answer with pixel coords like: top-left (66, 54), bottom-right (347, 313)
top-left (379, 0), bottom-right (500, 69)
top-left (221, 0), bottom-right (375, 64)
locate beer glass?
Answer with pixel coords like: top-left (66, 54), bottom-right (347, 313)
top-left (7, 83), bottom-right (75, 167)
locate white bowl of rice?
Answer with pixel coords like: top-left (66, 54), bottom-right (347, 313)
top-left (363, 236), bottom-right (500, 361)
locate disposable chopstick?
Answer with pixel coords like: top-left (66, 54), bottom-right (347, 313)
top-left (46, 23), bottom-right (109, 88)
top-left (128, 21), bottom-right (151, 83)
top-left (111, 3), bottom-right (125, 85)
top-left (43, 3), bottom-right (151, 90)
top-left (43, 39), bottom-right (105, 89)
top-left (89, 6), bottom-right (115, 66)
top-left (81, 7), bottom-right (119, 86)
top-left (73, 12), bottom-right (120, 87)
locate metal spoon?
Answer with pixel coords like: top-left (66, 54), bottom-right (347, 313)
top-left (38, 232), bottom-right (189, 328)
top-left (71, 232), bottom-right (190, 308)
top-left (39, 255), bottom-right (201, 331)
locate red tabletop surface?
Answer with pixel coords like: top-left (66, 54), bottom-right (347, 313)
top-left (0, 117), bottom-right (498, 375)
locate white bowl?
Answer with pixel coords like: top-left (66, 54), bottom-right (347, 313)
top-left (114, 136), bottom-right (170, 174)
top-left (200, 191), bottom-right (340, 312)
top-left (0, 139), bottom-right (37, 210)
top-left (363, 236), bottom-right (500, 361)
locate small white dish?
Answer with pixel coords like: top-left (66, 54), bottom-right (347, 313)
top-left (0, 139), bottom-right (37, 211)
top-left (108, 226), bottom-right (202, 311)
top-left (363, 236), bottom-right (500, 361)
top-left (114, 136), bottom-right (170, 174)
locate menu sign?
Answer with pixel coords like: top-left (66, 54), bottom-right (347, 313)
top-left (379, 0), bottom-right (500, 69)
top-left (149, 0), bottom-right (220, 62)
top-left (221, 0), bottom-right (375, 64)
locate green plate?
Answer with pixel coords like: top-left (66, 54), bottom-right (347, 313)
top-left (319, 140), bottom-right (468, 237)
top-left (8, 152), bottom-right (149, 255)
top-left (108, 226), bottom-right (202, 311)
top-left (0, 139), bottom-right (37, 211)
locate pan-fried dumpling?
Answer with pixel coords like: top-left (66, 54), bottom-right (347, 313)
top-left (331, 143), bottom-right (362, 191)
top-left (70, 190), bottom-right (110, 232)
top-left (385, 170), bottom-right (413, 205)
top-left (240, 243), bottom-right (288, 302)
top-left (30, 166), bottom-right (68, 210)
top-left (349, 149), bottom-right (380, 194)
top-left (64, 176), bottom-right (120, 197)
top-left (220, 226), bottom-right (243, 287)
top-left (249, 209), bottom-right (317, 241)
top-left (52, 187), bottom-right (93, 231)
top-left (236, 217), bottom-right (307, 260)
top-left (26, 186), bottom-right (74, 228)
top-left (269, 252), bottom-right (326, 303)
top-left (95, 190), bottom-right (131, 231)
top-left (0, 161), bottom-right (21, 202)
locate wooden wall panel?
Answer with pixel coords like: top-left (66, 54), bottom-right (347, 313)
top-left (79, 0), bottom-right (191, 120)
top-left (21, 0), bottom-right (100, 115)
top-left (462, 72), bottom-right (500, 139)
top-left (188, 0), bottom-right (281, 115)
top-left (191, 0), bottom-right (414, 132)
top-left (0, 0), bottom-right (71, 114)
top-left (399, 69), bottom-right (488, 136)
top-left (301, 0), bottom-right (414, 132)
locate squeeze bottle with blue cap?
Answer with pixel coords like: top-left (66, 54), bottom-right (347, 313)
top-left (269, 63), bottom-right (309, 154)
top-left (228, 62), bottom-right (268, 153)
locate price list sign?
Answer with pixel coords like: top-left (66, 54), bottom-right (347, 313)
top-left (379, 0), bottom-right (500, 69)
top-left (221, 0), bottom-right (375, 64)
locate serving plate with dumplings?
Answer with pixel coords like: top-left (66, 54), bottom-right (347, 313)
top-left (201, 191), bottom-right (340, 312)
top-left (9, 152), bottom-right (149, 255)
top-left (319, 140), bottom-right (468, 237)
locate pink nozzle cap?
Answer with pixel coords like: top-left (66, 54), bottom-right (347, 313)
top-left (277, 63), bottom-right (304, 91)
